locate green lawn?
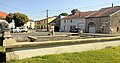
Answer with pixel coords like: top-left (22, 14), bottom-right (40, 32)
top-left (8, 46), bottom-right (120, 63)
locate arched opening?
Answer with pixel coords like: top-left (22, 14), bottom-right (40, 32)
top-left (88, 22), bottom-right (96, 33)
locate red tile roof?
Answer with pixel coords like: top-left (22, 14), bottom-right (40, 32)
top-left (86, 6), bottom-right (120, 18)
top-left (63, 11), bottom-right (95, 19)
top-left (0, 11), bottom-right (8, 19)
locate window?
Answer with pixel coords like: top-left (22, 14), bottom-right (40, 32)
top-left (44, 25), bottom-right (47, 29)
top-left (71, 20), bottom-right (72, 23)
top-left (117, 27), bottom-right (119, 32)
top-left (64, 20), bottom-right (66, 23)
top-left (44, 21), bottom-right (46, 24)
top-left (41, 25), bottom-right (43, 29)
top-left (54, 21), bottom-right (56, 23)
top-left (70, 26), bottom-right (76, 30)
top-left (64, 25), bottom-right (66, 30)
top-left (102, 28), bottom-right (104, 31)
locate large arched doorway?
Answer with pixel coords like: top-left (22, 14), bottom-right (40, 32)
top-left (88, 22), bottom-right (96, 33)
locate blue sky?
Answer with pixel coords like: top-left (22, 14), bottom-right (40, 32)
top-left (0, 0), bottom-right (120, 20)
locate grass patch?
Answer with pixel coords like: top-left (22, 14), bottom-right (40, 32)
top-left (8, 46), bottom-right (120, 63)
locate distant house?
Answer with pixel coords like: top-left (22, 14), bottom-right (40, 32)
top-left (0, 20), bottom-right (9, 30)
top-left (24, 20), bottom-right (35, 29)
top-left (49, 15), bottom-right (66, 32)
top-left (36, 16), bottom-right (57, 31)
top-left (0, 11), bottom-right (8, 20)
top-left (86, 6), bottom-right (120, 34)
top-left (34, 21), bottom-right (40, 29)
top-left (60, 11), bottom-right (95, 32)
top-left (0, 11), bottom-right (9, 29)
top-left (9, 20), bottom-right (15, 29)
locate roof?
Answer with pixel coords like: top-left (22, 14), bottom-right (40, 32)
top-left (49, 15), bottom-right (66, 24)
top-left (0, 11), bottom-right (8, 19)
top-left (40, 16), bottom-right (57, 21)
top-left (62, 11), bottom-right (95, 19)
top-left (86, 6), bottom-right (120, 18)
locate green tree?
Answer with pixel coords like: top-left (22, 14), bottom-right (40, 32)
top-left (71, 9), bottom-right (80, 15)
top-left (5, 13), bottom-right (13, 23)
top-left (13, 13), bottom-right (28, 27)
top-left (60, 13), bottom-right (68, 16)
top-left (6, 12), bottom-right (29, 27)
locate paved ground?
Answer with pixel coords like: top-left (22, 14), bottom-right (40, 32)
top-left (11, 32), bottom-right (78, 42)
top-left (11, 32), bottom-right (74, 37)
top-left (11, 31), bottom-right (120, 42)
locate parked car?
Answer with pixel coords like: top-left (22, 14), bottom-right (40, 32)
top-left (11, 28), bottom-right (20, 33)
top-left (20, 27), bottom-right (28, 32)
top-left (69, 28), bottom-right (79, 33)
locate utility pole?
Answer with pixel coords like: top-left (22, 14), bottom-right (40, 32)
top-left (112, 2), bottom-right (114, 7)
top-left (46, 9), bottom-right (49, 31)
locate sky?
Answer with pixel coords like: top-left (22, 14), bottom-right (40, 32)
top-left (0, 0), bottom-right (120, 20)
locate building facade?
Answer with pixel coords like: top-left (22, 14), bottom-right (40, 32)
top-left (86, 6), bottom-right (120, 34)
top-left (49, 15), bottom-right (66, 32)
top-left (36, 17), bottom-right (57, 31)
top-left (60, 11), bottom-right (94, 32)
top-left (24, 20), bottom-right (35, 29)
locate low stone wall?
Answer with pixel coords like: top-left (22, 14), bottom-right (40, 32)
top-left (4, 36), bottom-right (120, 61)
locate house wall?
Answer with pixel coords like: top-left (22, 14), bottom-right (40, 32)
top-left (86, 18), bottom-right (101, 33)
top-left (110, 10), bottom-right (120, 34)
top-left (24, 21), bottom-right (35, 29)
top-left (53, 16), bottom-right (66, 32)
top-left (86, 17), bottom-right (110, 33)
top-left (61, 18), bottom-right (86, 32)
top-left (34, 21), bottom-right (40, 29)
top-left (39, 17), bottom-right (56, 31)
top-left (9, 20), bottom-right (15, 29)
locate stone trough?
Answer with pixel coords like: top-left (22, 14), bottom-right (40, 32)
top-left (2, 36), bottom-right (120, 61)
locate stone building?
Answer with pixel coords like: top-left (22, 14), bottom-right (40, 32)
top-left (86, 6), bottom-right (120, 34)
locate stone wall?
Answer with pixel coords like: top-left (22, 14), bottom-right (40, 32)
top-left (110, 10), bottom-right (120, 34)
top-left (6, 41), bottom-right (120, 60)
top-left (4, 36), bottom-right (120, 61)
top-left (86, 17), bottom-right (110, 33)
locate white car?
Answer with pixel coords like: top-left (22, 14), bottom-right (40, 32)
top-left (20, 27), bottom-right (28, 32)
top-left (11, 28), bottom-right (20, 33)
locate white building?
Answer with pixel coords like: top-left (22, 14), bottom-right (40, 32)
top-left (9, 20), bottom-right (15, 29)
top-left (24, 20), bottom-right (35, 29)
top-left (60, 11), bottom-right (94, 32)
top-left (0, 19), bottom-right (9, 29)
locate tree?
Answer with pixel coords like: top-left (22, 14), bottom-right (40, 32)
top-left (60, 13), bottom-right (68, 16)
top-left (71, 9), bottom-right (80, 15)
top-left (13, 13), bottom-right (28, 27)
top-left (5, 13), bottom-right (13, 23)
top-left (6, 12), bottom-right (29, 27)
